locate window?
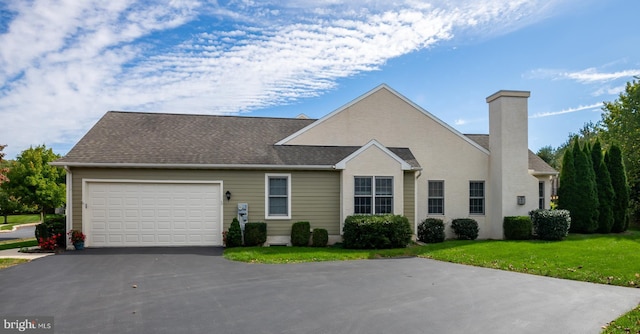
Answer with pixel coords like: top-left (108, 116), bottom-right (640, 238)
top-left (354, 176), bottom-right (393, 214)
top-left (539, 181), bottom-right (545, 209)
top-left (469, 181), bottom-right (485, 215)
top-left (265, 174), bottom-right (291, 219)
top-left (428, 180), bottom-right (444, 214)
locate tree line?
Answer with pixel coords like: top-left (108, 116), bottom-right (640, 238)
top-left (538, 78), bottom-right (639, 226)
top-left (557, 140), bottom-right (628, 233)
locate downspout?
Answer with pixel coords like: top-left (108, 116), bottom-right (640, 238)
top-left (64, 166), bottom-right (73, 249)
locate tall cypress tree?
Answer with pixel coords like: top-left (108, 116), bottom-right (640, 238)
top-left (591, 141), bottom-right (615, 233)
top-left (558, 145), bottom-right (577, 220)
top-left (606, 145), bottom-right (630, 232)
top-left (571, 141), bottom-right (599, 233)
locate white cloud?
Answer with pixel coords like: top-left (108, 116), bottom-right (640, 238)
top-left (0, 0), bottom-right (562, 157)
top-left (529, 102), bottom-right (603, 119)
top-left (526, 67), bottom-right (640, 83)
top-left (561, 68), bottom-right (640, 83)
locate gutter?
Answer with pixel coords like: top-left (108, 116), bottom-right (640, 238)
top-left (50, 162), bottom-right (339, 171)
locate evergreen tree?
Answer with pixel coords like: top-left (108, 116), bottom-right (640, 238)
top-left (558, 146), bottom-right (577, 218)
top-left (606, 145), bottom-right (630, 232)
top-left (591, 141), bottom-right (615, 233)
top-left (571, 141), bottom-right (599, 233)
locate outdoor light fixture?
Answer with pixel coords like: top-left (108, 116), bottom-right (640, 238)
top-left (517, 196), bottom-right (526, 205)
top-left (226, 191), bottom-right (231, 201)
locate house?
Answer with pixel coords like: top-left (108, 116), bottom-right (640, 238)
top-left (52, 84), bottom-right (557, 247)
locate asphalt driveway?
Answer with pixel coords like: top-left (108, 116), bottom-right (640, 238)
top-left (1, 248), bottom-right (639, 334)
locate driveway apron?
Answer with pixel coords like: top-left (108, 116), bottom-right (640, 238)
top-left (0, 248), bottom-right (638, 334)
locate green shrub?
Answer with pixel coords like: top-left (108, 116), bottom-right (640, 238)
top-left (291, 221), bottom-right (311, 246)
top-left (417, 218), bottom-right (445, 243)
top-left (226, 218), bottom-right (243, 248)
top-left (311, 228), bottom-right (329, 247)
top-left (451, 218), bottom-right (479, 240)
top-left (342, 214), bottom-right (412, 249)
top-left (530, 209), bottom-right (571, 241)
top-left (503, 216), bottom-right (532, 240)
top-left (243, 222), bottom-right (267, 246)
top-left (35, 215), bottom-right (66, 248)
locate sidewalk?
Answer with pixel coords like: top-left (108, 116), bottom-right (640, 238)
top-left (0, 247), bottom-right (54, 260)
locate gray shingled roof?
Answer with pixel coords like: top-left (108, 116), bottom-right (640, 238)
top-left (464, 134), bottom-right (558, 175)
top-left (56, 111), bottom-right (420, 168)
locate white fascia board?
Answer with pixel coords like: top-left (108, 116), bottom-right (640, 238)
top-left (275, 83), bottom-right (490, 155)
top-left (334, 139), bottom-right (413, 170)
top-left (50, 162), bottom-right (336, 170)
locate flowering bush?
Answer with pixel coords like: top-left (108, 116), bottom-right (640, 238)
top-left (38, 233), bottom-right (61, 250)
top-left (67, 230), bottom-right (86, 244)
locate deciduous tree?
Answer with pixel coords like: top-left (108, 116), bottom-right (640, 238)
top-left (3, 145), bottom-right (65, 222)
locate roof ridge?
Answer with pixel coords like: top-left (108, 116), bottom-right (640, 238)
top-left (106, 110), bottom-right (317, 121)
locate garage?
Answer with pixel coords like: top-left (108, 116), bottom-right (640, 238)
top-left (84, 180), bottom-right (222, 247)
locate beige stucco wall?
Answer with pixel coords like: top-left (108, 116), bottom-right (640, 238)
top-left (69, 168), bottom-right (342, 243)
top-left (284, 87), bottom-right (492, 238)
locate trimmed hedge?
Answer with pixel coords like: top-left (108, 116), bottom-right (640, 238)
top-left (342, 214), bottom-right (412, 249)
top-left (417, 218), bottom-right (445, 243)
top-left (503, 216), bottom-right (532, 240)
top-left (530, 209), bottom-right (571, 241)
top-left (35, 215), bottom-right (66, 249)
top-left (226, 218), bottom-right (243, 248)
top-left (451, 218), bottom-right (479, 240)
top-left (311, 228), bottom-right (329, 247)
top-left (244, 222), bottom-right (267, 246)
top-left (291, 221), bottom-right (311, 246)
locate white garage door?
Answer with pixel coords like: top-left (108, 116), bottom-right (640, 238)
top-left (85, 181), bottom-right (222, 247)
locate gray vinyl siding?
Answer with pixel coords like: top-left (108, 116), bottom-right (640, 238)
top-left (69, 168), bottom-right (341, 236)
top-left (403, 171), bottom-right (416, 232)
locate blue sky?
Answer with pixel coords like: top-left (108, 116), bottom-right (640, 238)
top-left (0, 0), bottom-right (638, 159)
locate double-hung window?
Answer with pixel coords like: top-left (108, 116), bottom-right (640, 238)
top-left (469, 181), bottom-right (485, 215)
top-left (266, 174), bottom-right (291, 219)
top-left (538, 181), bottom-right (545, 209)
top-left (354, 176), bottom-right (393, 214)
top-left (428, 180), bottom-right (444, 215)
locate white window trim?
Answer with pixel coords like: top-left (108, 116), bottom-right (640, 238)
top-left (469, 180), bottom-right (485, 215)
top-left (428, 180), bottom-right (445, 215)
top-left (353, 176), bottom-right (394, 215)
top-left (265, 173), bottom-right (292, 220)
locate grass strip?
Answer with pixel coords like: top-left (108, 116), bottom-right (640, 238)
top-left (0, 258), bottom-right (29, 270)
top-left (0, 238), bottom-right (38, 250)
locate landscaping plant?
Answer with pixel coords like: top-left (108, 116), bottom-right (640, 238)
top-left (226, 218), bottom-right (243, 248)
top-left (451, 218), bottom-right (479, 240)
top-left (311, 228), bottom-right (328, 247)
top-left (291, 221), bottom-right (311, 246)
top-left (503, 216), bottom-right (532, 240)
top-left (244, 222), bottom-right (267, 247)
top-left (418, 218), bottom-right (445, 243)
top-left (342, 214), bottom-right (412, 249)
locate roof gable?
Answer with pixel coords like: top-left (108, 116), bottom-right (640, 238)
top-left (276, 84), bottom-right (489, 154)
top-left (334, 140), bottom-right (414, 170)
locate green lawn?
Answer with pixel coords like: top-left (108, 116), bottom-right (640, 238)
top-left (0, 238), bottom-right (38, 250)
top-left (225, 231), bottom-right (640, 287)
top-left (0, 214), bottom-right (40, 230)
top-left (224, 231), bottom-right (640, 333)
top-left (0, 258), bottom-right (29, 270)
